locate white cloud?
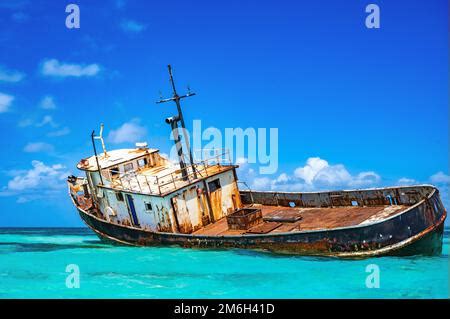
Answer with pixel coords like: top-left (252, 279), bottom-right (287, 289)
top-left (18, 115), bottom-right (58, 128)
top-left (39, 95), bottom-right (56, 109)
top-left (47, 127), bottom-right (70, 137)
top-left (107, 119), bottom-right (147, 144)
top-left (311, 164), bottom-right (352, 187)
top-left (120, 19), bottom-right (146, 33)
top-left (3, 161), bottom-right (70, 195)
top-left (397, 177), bottom-right (417, 185)
top-left (41, 59), bottom-right (100, 77)
top-left (430, 171), bottom-right (450, 184)
top-left (252, 177), bottom-right (272, 190)
top-left (292, 157), bottom-right (380, 188)
top-left (36, 115), bottom-right (57, 127)
top-left (0, 66), bottom-right (25, 82)
top-left (350, 171), bottom-right (381, 187)
top-left (23, 142), bottom-right (54, 153)
top-left (0, 92), bottom-right (14, 113)
top-left (275, 173), bottom-right (290, 183)
top-left (294, 157), bottom-right (329, 184)
top-left (245, 157), bottom-right (380, 191)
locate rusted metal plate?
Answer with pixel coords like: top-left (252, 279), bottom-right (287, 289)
top-left (76, 195), bottom-right (92, 210)
top-left (240, 186), bottom-right (436, 208)
top-left (192, 217), bottom-right (233, 235)
top-left (246, 222), bottom-right (282, 234)
top-left (263, 209), bottom-right (303, 223)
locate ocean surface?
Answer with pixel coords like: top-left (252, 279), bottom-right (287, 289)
top-left (0, 227), bottom-right (448, 299)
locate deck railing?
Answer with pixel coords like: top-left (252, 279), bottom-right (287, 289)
top-left (106, 149), bottom-right (233, 195)
top-left (157, 149), bottom-right (232, 194)
top-left (112, 169), bottom-right (159, 195)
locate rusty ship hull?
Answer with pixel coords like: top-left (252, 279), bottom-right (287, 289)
top-left (71, 185), bottom-right (446, 258)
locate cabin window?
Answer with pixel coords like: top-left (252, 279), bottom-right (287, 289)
top-left (124, 162), bottom-right (134, 172)
top-left (115, 192), bottom-right (124, 202)
top-left (138, 158), bottom-right (148, 168)
top-left (145, 202), bottom-right (153, 211)
top-left (208, 179), bottom-right (221, 192)
top-left (110, 166), bottom-right (120, 178)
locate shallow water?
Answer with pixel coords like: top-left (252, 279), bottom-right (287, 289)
top-left (0, 227), bottom-right (448, 298)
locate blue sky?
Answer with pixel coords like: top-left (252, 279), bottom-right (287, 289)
top-left (0, 0), bottom-right (448, 226)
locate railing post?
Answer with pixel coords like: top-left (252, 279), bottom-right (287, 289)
top-left (127, 176), bottom-right (132, 191)
top-left (171, 173), bottom-right (176, 189)
top-left (144, 175), bottom-right (151, 194)
top-left (201, 160), bottom-right (207, 176)
top-left (135, 173), bottom-right (142, 193)
top-left (156, 175), bottom-right (162, 195)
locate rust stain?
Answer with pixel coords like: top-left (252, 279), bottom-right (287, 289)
top-left (210, 188), bottom-right (222, 221)
top-left (232, 182), bottom-right (243, 210)
top-left (171, 193), bottom-right (193, 234)
top-left (156, 205), bottom-right (172, 233)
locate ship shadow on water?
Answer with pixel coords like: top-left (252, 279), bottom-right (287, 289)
top-left (230, 248), bottom-right (337, 262)
top-left (0, 241), bottom-right (111, 253)
top-left (88, 240), bottom-right (340, 262)
top-left (0, 227), bottom-right (91, 236)
top-left (0, 227), bottom-right (112, 253)
top-left (0, 242), bottom-right (108, 253)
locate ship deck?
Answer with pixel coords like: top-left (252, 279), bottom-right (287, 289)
top-left (193, 204), bottom-right (408, 236)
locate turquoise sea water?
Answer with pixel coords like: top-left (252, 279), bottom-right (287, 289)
top-left (0, 227), bottom-right (448, 299)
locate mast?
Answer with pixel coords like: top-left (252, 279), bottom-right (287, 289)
top-left (91, 130), bottom-right (104, 185)
top-left (94, 123), bottom-right (109, 158)
top-left (157, 65), bottom-right (197, 180)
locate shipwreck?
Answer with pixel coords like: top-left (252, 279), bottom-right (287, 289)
top-left (68, 65), bottom-right (446, 258)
